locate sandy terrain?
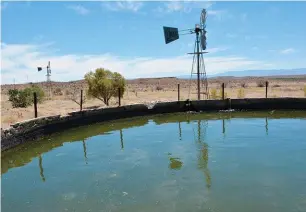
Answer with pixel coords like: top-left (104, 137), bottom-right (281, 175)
top-left (1, 76), bottom-right (306, 129)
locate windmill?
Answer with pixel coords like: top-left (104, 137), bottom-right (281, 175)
top-left (37, 61), bottom-right (52, 99)
top-left (163, 9), bottom-right (209, 100)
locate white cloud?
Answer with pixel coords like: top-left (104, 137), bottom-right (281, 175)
top-left (206, 47), bottom-right (228, 54)
top-left (101, 1), bottom-right (143, 12)
top-left (207, 9), bottom-right (232, 21)
top-left (154, 1), bottom-right (213, 14)
top-left (1, 42), bottom-right (273, 84)
top-left (280, 48), bottom-right (295, 54)
top-left (67, 5), bottom-right (90, 15)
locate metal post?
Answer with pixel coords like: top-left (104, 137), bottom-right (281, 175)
top-left (196, 32), bottom-right (200, 100)
top-left (80, 90), bottom-right (83, 111)
top-left (34, 92), bottom-right (38, 118)
top-left (178, 84), bottom-right (180, 101)
top-left (265, 81), bottom-right (269, 98)
top-left (118, 88), bottom-right (121, 106)
top-left (222, 83), bottom-right (225, 100)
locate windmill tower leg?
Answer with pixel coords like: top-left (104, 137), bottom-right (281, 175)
top-left (196, 31), bottom-right (201, 100)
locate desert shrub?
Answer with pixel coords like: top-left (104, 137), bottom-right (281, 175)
top-left (218, 89), bottom-right (228, 99)
top-left (257, 80), bottom-right (266, 87)
top-left (272, 84), bottom-right (281, 88)
top-left (304, 86), bottom-right (306, 97)
top-left (65, 90), bottom-right (72, 96)
top-left (240, 82), bottom-right (247, 88)
top-left (53, 88), bottom-right (63, 95)
top-left (237, 88), bottom-right (245, 98)
top-left (210, 88), bottom-right (217, 99)
top-left (156, 85), bottom-right (163, 91)
top-left (8, 85), bottom-right (45, 108)
top-left (25, 85), bottom-right (45, 103)
top-left (68, 86), bottom-right (90, 108)
top-left (85, 68), bottom-right (126, 106)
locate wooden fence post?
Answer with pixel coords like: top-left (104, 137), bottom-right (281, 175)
top-left (178, 84), bottom-right (180, 101)
top-left (34, 92), bottom-right (38, 118)
top-left (118, 88), bottom-right (121, 106)
top-left (222, 83), bottom-right (225, 100)
top-left (266, 81), bottom-right (269, 98)
top-left (80, 90), bottom-right (83, 111)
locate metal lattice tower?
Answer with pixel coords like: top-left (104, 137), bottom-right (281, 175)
top-left (38, 61), bottom-right (52, 99)
top-left (163, 9), bottom-right (209, 100)
top-left (188, 24), bottom-right (209, 100)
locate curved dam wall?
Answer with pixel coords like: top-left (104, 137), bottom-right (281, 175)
top-left (1, 98), bottom-right (306, 151)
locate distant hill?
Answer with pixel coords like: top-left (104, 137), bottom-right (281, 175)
top-left (177, 68), bottom-right (306, 78)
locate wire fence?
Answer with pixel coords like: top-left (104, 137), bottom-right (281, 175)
top-left (1, 79), bottom-right (306, 129)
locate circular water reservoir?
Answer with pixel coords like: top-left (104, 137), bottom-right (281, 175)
top-left (2, 111), bottom-right (306, 212)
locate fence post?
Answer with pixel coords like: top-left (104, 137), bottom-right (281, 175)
top-left (265, 81), bottom-right (269, 98)
top-left (34, 92), bottom-right (38, 118)
top-left (80, 90), bottom-right (83, 111)
top-left (178, 84), bottom-right (180, 101)
top-left (118, 88), bottom-right (121, 106)
top-left (222, 83), bottom-right (225, 100)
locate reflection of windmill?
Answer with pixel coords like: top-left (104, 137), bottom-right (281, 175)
top-left (163, 9), bottom-right (209, 100)
top-left (194, 120), bottom-right (211, 189)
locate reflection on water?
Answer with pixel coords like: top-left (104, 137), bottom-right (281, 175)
top-left (120, 129), bottom-right (124, 150)
top-left (222, 119), bottom-right (225, 135)
top-left (194, 120), bottom-right (211, 189)
top-left (38, 155), bottom-right (45, 182)
top-left (2, 111), bottom-right (306, 212)
top-left (265, 117), bottom-right (269, 135)
top-left (168, 156), bottom-right (183, 170)
top-left (82, 140), bottom-right (88, 165)
top-left (178, 121), bottom-right (182, 140)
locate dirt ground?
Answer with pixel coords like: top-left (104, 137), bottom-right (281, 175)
top-left (1, 76), bottom-right (306, 129)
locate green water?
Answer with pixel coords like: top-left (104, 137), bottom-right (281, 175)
top-left (1, 111), bottom-right (306, 212)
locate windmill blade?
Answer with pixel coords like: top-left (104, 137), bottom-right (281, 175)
top-left (201, 9), bottom-right (207, 26)
top-left (200, 30), bottom-right (207, 50)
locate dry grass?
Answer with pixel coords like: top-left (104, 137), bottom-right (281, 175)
top-left (1, 76), bottom-right (306, 129)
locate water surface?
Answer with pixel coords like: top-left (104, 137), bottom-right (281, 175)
top-left (2, 111), bottom-right (306, 212)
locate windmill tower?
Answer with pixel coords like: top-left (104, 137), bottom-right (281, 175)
top-left (163, 9), bottom-right (209, 100)
top-left (37, 61), bottom-right (52, 99)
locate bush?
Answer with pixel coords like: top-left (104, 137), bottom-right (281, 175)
top-left (240, 82), bottom-right (247, 88)
top-left (304, 86), bottom-right (306, 97)
top-left (156, 85), bottom-right (163, 91)
top-left (218, 89), bottom-right (228, 99)
top-left (8, 85), bottom-right (45, 108)
top-left (257, 80), bottom-right (266, 87)
top-left (210, 88), bottom-right (217, 99)
top-left (237, 88), bottom-right (245, 98)
top-left (53, 88), bottom-right (63, 95)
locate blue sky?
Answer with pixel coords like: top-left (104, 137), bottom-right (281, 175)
top-left (1, 1), bottom-right (306, 84)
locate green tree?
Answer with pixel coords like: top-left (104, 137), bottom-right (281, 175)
top-left (85, 68), bottom-right (126, 106)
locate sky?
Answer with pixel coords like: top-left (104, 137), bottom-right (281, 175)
top-left (1, 1), bottom-right (306, 84)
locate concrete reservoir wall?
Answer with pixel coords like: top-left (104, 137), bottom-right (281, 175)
top-left (1, 98), bottom-right (306, 151)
